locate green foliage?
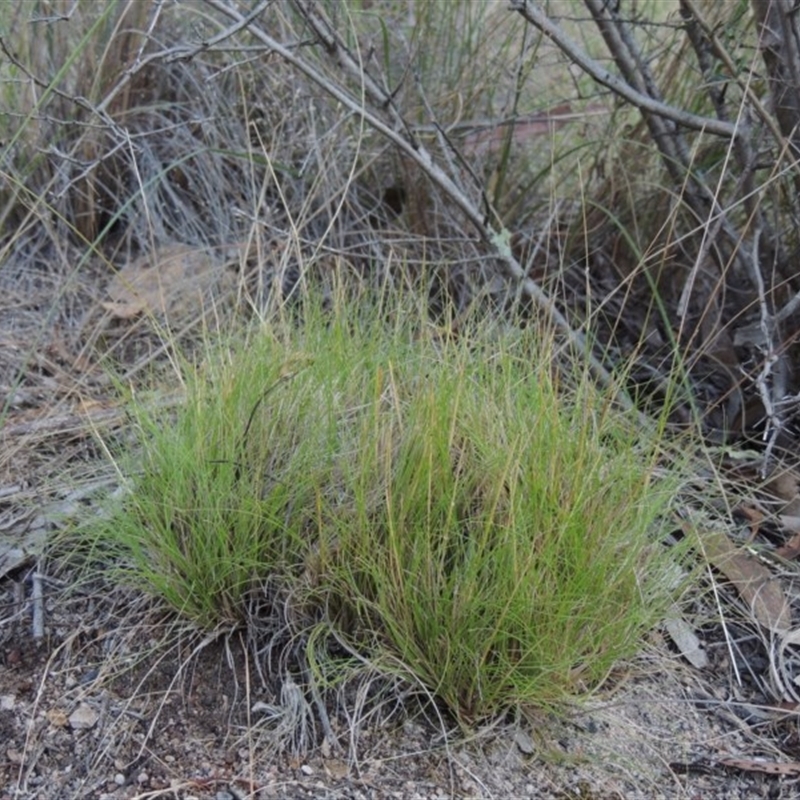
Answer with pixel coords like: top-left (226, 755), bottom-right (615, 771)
top-left (80, 299), bottom-right (686, 723)
top-left (88, 323), bottom-right (341, 624)
top-left (321, 325), bottom-right (682, 723)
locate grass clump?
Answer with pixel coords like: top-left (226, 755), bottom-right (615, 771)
top-left (91, 343), bottom-right (326, 626)
top-left (323, 333), bottom-right (682, 722)
top-left (83, 300), bottom-right (684, 725)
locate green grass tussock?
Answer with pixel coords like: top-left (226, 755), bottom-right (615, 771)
top-left (80, 300), bottom-right (685, 725)
top-left (322, 328), bottom-right (681, 722)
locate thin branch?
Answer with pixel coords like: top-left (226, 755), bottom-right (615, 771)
top-left (584, 0), bottom-right (692, 178)
top-left (681, 0), bottom-right (784, 144)
top-left (165, 0), bottom-right (273, 63)
top-left (513, 0), bottom-right (758, 330)
top-left (0, 36), bottom-right (132, 145)
top-left (747, 229), bottom-right (787, 474)
top-left (509, 0), bottom-right (740, 139)
top-left (198, 0), bottom-right (640, 415)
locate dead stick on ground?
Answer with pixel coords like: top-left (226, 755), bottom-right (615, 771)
top-left (31, 571), bottom-right (44, 640)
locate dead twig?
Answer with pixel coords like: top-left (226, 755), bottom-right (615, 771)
top-left (746, 229), bottom-right (789, 474)
top-left (31, 571), bottom-right (44, 640)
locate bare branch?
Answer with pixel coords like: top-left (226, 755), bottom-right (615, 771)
top-left (198, 0), bottom-right (640, 414)
top-left (509, 0), bottom-right (740, 139)
top-left (165, 0), bottom-right (273, 63)
top-left (682, 0), bottom-right (786, 147)
top-left (750, 0), bottom-right (800, 157)
top-left (745, 229), bottom-right (789, 473)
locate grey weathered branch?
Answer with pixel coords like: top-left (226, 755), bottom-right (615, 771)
top-left (509, 0), bottom-right (740, 140)
top-left (750, 0), bottom-right (800, 157)
top-left (583, 0), bottom-right (693, 181)
top-left (512, 0), bottom-right (759, 327)
top-left (198, 0), bottom-right (640, 413)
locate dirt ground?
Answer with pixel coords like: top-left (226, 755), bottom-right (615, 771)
top-left (0, 584), bottom-right (795, 800)
top-left (2, 250), bottom-right (800, 799)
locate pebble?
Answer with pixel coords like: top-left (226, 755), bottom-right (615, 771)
top-left (114, 773), bottom-right (126, 786)
top-left (513, 729), bottom-right (535, 755)
top-left (68, 703), bottom-right (99, 730)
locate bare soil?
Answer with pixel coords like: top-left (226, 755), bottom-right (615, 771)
top-left (1, 585), bottom-right (792, 800)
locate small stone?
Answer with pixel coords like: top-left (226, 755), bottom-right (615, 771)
top-left (300, 764), bottom-right (313, 775)
top-left (69, 703), bottom-right (99, 730)
top-left (513, 729), bottom-right (535, 755)
top-left (47, 708), bottom-right (69, 728)
top-left (1, 694), bottom-right (15, 711)
top-left (137, 771), bottom-right (149, 784)
top-left (114, 773), bottom-right (126, 786)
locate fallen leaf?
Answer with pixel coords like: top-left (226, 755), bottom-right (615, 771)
top-left (775, 527), bottom-right (800, 560)
top-left (698, 529), bottom-right (791, 633)
top-left (766, 468), bottom-right (800, 516)
top-left (736, 504), bottom-right (765, 539)
top-left (323, 759), bottom-right (350, 779)
top-left (664, 613), bottom-right (708, 669)
top-left (103, 243), bottom-right (234, 322)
